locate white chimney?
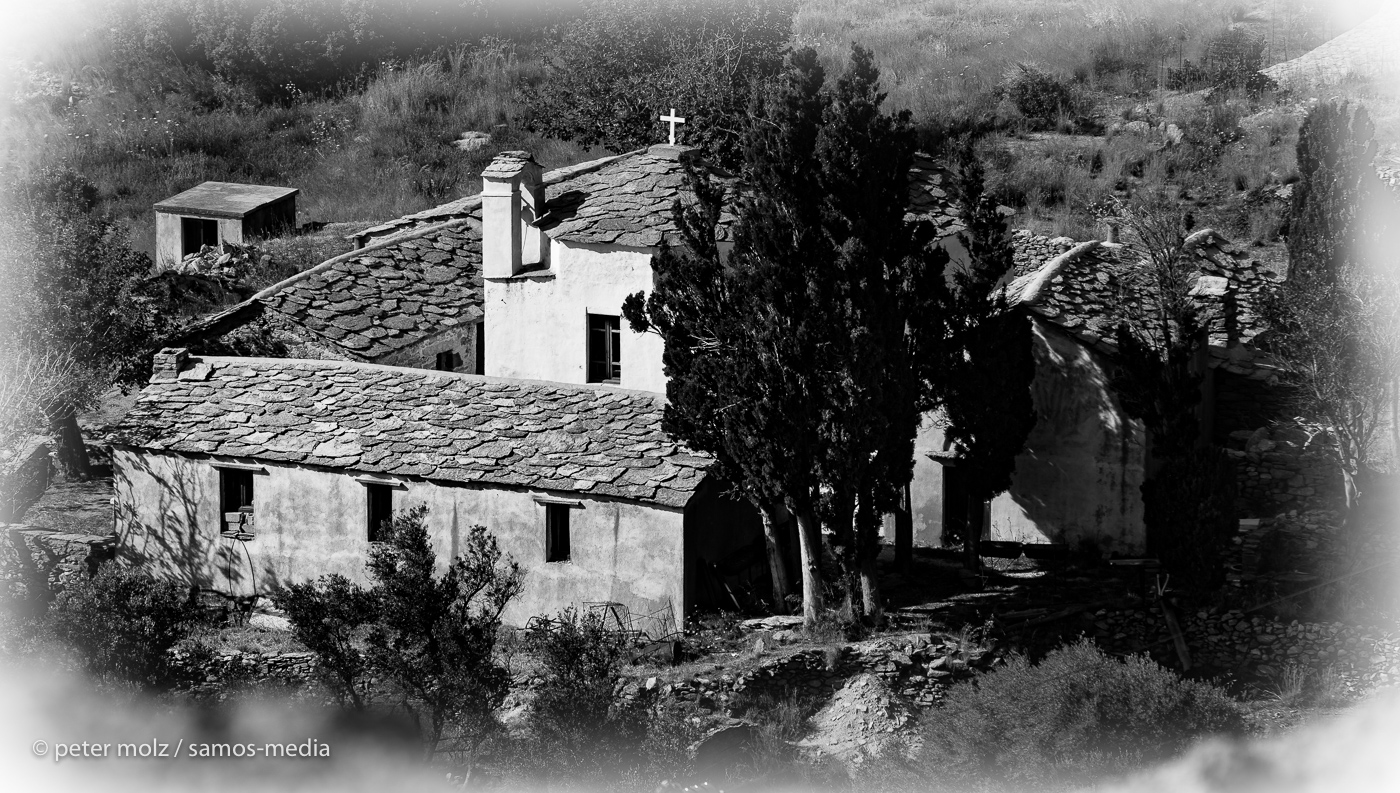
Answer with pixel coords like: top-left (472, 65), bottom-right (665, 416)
top-left (481, 151), bottom-right (545, 278)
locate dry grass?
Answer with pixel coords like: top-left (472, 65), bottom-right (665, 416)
top-left (1, 42), bottom-right (601, 261)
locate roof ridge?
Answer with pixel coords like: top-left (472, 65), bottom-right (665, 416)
top-left (1007, 239), bottom-right (1102, 307)
top-left (186, 354), bottom-right (666, 401)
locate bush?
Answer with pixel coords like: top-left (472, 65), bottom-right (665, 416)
top-left (524, 607), bottom-right (639, 770)
top-left (47, 566), bottom-right (197, 691)
top-left (1000, 65), bottom-right (1084, 131)
top-left (275, 506), bottom-right (524, 765)
top-left (271, 573), bottom-right (375, 709)
top-left (920, 639), bottom-right (1245, 791)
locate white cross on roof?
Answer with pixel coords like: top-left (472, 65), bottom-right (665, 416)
top-left (660, 108), bottom-right (686, 146)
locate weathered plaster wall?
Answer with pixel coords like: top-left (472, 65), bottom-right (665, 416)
top-left (993, 320), bottom-right (1146, 554)
top-left (907, 322), bottom-right (1145, 553)
top-left (484, 239), bottom-right (666, 392)
top-left (113, 448), bottom-right (686, 626)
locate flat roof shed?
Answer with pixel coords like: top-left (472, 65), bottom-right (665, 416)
top-left (154, 181), bottom-right (298, 267)
top-left (155, 182), bottom-right (298, 219)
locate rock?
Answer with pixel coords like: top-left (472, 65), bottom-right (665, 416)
top-left (753, 631), bottom-right (774, 654)
top-left (248, 612), bottom-right (291, 631)
top-left (454, 131), bottom-right (491, 151)
top-left (1164, 123), bottom-right (1184, 145)
top-left (741, 615), bottom-right (804, 632)
top-left (1124, 120), bottom-right (1152, 136)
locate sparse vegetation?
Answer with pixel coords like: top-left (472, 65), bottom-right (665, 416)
top-left (46, 566), bottom-right (198, 692)
top-left (919, 639), bottom-right (1246, 791)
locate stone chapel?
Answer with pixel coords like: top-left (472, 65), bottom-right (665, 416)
top-left (111, 130), bottom-right (1288, 624)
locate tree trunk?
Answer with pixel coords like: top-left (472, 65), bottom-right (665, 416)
top-left (895, 482), bottom-right (913, 574)
top-left (46, 404), bottom-right (90, 482)
top-left (856, 495), bottom-right (883, 624)
top-left (859, 556), bottom-right (881, 623)
top-left (756, 500), bottom-right (791, 612)
top-left (964, 495), bottom-right (984, 574)
top-left (794, 507), bottom-right (825, 628)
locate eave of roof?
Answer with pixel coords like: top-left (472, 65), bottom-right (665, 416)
top-left (154, 182), bottom-right (298, 219)
top-left (110, 355), bottom-right (711, 508)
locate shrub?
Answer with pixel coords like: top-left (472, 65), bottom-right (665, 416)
top-left (47, 566), bottom-right (197, 691)
top-left (271, 574), bottom-right (375, 709)
top-left (524, 607), bottom-right (639, 770)
top-left (275, 506), bottom-right (523, 767)
top-left (920, 638), bottom-right (1245, 791)
top-left (363, 506), bottom-right (524, 762)
top-left (1000, 65), bottom-right (1084, 131)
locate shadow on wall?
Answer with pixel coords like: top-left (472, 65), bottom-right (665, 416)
top-left (1001, 321), bottom-right (1147, 555)
top-left (113, 451), bottom-right (283, 597)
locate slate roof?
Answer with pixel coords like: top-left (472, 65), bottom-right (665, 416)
top-left (1005, 229), bottom-right (1284, 378)
top-left (351, 154), bottom-right (628, 246)
top-left (155, 182), bottom-right (298, 219)
top-left (111, 354), bottom-right (711, 508)
top-left (540, 146), bottom-right (738, 248)
top-left (256, 219), bottom-right (483, 360)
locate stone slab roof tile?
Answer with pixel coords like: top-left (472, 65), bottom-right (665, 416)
top-left (111, 356), bottom-right (710, 508)
top-left (1006, 229), bottom-right (1283, 377)
top-left (254, 220), bottom-right (482, 362)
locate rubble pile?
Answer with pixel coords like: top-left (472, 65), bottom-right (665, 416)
top-left (797, 673), bottom-right (917, 766)
top-left (172, 243), bottom-right (263, 284)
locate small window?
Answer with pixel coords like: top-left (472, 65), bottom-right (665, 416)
top-left (545, 504), bottom-right (570, 562)
top-left (182, 217), bottom-right (219, 256)
top-left (474, 321), bottom-right (485, 375)
top-left (366, 484), bottom-right (393, 541)
top-left (435, 350), bottom-right (462, 372)
top-left (220, 469), bottom-right (255, 535)
top-left (587, 314), bottom-right (621, 383)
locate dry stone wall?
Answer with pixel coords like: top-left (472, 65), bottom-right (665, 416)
top-left (0, 438), bottom-right (51, 523)
top-left (658, 633), bottom-right (996, 713)
top-left (0, 525), bottom-right (116, 605)
top-left (1225, 429), bottom-right (1342, 515)
top-left (1089, 605), bottom-right (1400, 688)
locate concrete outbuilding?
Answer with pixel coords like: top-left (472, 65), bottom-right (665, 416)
top-left (154, 182), bottom-right (298, 268)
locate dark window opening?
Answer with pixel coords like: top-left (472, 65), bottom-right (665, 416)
top-left (435, 350), bottom-right (463, 372)
top-left (474, 321), bottom-right (485, 375)
top-left (182, 217), bottom-right (219, 256)
top-left (587, 314), bottom-right (621, 383)
top-left (545, 504), bottom-right (571, 562)
top-left (939, 465), bottom-right (989, 547)
top-left (366, 484), bottom-right (393, 542)
top-left (220, 469), bottom-right (255, 535)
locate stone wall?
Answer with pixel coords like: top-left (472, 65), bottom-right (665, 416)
top-left (1089, 606), bottom-right (1400, 688)
top-left (0, 437), bottom-right (51, 523)
top-left (0, 525), bottom-right (117, 610)
top-left (657, 633), bottom-right (996, 713)
top-left (170, 648), bottom-right (320, 696)
top-left (1225, 425), bottom-right (1342, 516)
